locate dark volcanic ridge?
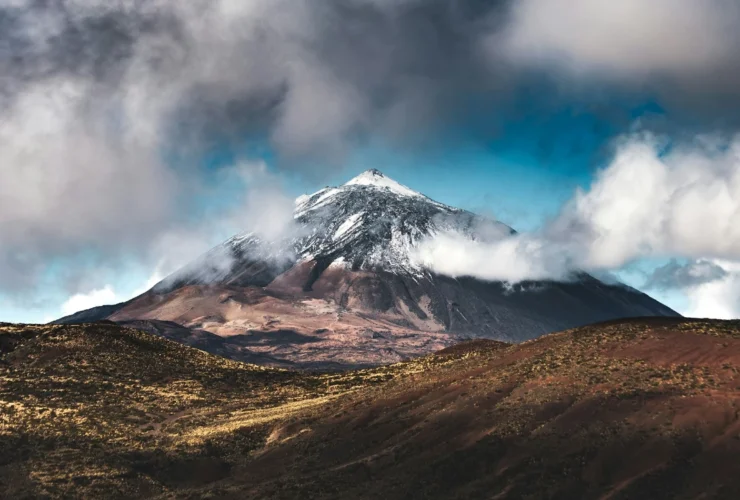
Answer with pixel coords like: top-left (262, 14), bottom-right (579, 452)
top-left (56, 170), bottom-right (678, 368)
top-left (3, 318), bottom-right (740, 498)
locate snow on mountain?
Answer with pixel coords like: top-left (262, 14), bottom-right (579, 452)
top-left (286, 169), bottom-right (512, 275)
top-left (343, 168), bottom-right (424, 198)
top-left (333, 212), bottom-right (364, 241)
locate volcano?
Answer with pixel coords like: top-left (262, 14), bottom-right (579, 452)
top-left (56, 169), bottom-right (678, 368)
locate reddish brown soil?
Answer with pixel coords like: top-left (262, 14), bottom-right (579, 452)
top-left (227, 318), bottom-right (740, 499)
top-left (5, 318), bottom-right (740, 498)
top-left (110, 284), bottom-right (454, 368)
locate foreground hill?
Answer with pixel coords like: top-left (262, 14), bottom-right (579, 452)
top-left (56, 169), bottom-right (677, 368)
top-left (3, 318), bottom-right (740, 498)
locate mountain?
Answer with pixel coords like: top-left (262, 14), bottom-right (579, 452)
top-left (56, 169), bottom-right (678, 368)
top-left (151, 168), bottom-right (515, 293)
top-left (5, 318), bottom-right (740, 498)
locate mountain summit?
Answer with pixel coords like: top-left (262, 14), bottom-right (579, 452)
top-left (57, 170), bottom-right (678, 368)
top-left (342, 168), bottom-right (425, 197)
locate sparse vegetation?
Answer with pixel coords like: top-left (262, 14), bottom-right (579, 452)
top-left (2, 318), bottom-right (740, 498)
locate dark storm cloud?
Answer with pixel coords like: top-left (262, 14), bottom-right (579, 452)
top-left (1, 0), bottom-right (515, 161)
top-left (0, 0), bottom-right (519, 295)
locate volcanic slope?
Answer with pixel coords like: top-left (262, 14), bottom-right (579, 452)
top-left (57, 169), bottom-right (678, 368)
top-left (3, 318), bottom-right (740, 498)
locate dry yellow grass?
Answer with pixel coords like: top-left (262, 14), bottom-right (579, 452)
top-left (3, 318), bottom-right (740, 498)
top-left (0, 322), bottom-right (420, 497)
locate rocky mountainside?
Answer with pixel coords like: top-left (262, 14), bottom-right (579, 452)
top-left (56, 169), bottom-right (678, 368)
top-left (4, 318), bottom-right (740, 498)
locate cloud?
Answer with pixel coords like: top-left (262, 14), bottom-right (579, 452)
top-left (1, 0), bottom-right (511, 163)
top-left (0, 78), bottom-right (177, 291)
top-left (681, 260), bottom-right (740, 319)
top-left (59, 269), bottom-right (163, 318)
top-left (643, 259), bottom-right (728, 291)
top-left (144, 161), bottom-right (304, 288)
top-left (60, 286), bottom-right (118, 317)
top-left (0, 0), bottom-right (513, 300)
top-left (501, 0), bottom-right (740, 78)
top-left (225, 163), bottom-right (306, 244)
top-left (632, 258), bottom-right (740, 319)
top-left (639, 258), bottom-right (740, 319)
top-left (414, 231), bottom-right (573, 283)
top-left (498, 0), bottom-right (740, 124)
top-left (554, 134), bottom-right (740, 265)
top-left (501, 0), bottom-right (740, 77)
top-left (417, 133), bottom-right (740, 285)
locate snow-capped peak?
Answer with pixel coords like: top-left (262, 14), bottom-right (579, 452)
top-left (344, 169), bottom-right (423, 198)
top-left (222, 167), bottom-right (511, 282)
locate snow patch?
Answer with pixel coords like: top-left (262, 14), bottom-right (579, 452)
top-left (333, 212), bottom-right (364, 241)
top-left (345, 169), bottom-right (423, 198)
top-left (295, 187), bottom-right (341, 217)
top-left (328, 256), bottom-right (347, 269)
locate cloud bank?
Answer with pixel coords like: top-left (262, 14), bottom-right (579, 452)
top-left (640, 258), bottom-right (740, 319)
top-left (417, 133), bottom-right (740, 289)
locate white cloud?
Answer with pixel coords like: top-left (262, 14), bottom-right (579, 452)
top-left (416, 133), bottom-right (740, 306)
top-left (146, 161), bottom-right (303, 282)
top-left (60, 286), bottom-right (118, 316)
top-left (414, 231), bottom-right (573, 283)
top-left (0, 78), bottom-right (178, 282)
top-left (226, 162), bottom-right (306, 243)
top-left (643, 259), bottom-right (728, 291)
top-left (558, 134), bottom-right (740, 264)
top-left (681, 260), bottom-right (740, 319)
top-left (59, 269), bottom-right (163, 318)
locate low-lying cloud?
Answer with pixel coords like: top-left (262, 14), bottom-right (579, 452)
top-left (415, 232), bottom-right (574, 283)
top-left (147, 161), bottom-right (304, 285)
top-left (417, 133), bottom-right (740, 285)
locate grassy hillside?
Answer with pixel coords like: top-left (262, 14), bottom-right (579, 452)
top-left (2, 318), bottom-right (740, 498)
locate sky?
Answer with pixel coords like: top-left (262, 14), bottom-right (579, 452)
top-left (4, 0), bottom-right (740, 322)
